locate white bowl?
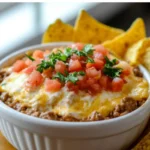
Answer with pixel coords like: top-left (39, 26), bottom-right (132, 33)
top-left (0, 42), bottom-right (150, 150)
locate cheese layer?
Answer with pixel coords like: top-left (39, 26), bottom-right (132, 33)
top-left (0, 71), bottom-right (149, 119)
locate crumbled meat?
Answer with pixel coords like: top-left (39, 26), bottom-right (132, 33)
top-left (40, 111), bottom-right (58, 120)
top-left (88, 111), bottom-right (104, 121)
top-left (61, 115), bottom-right (79, 122)
top-left (133, 67), bottom-right (143, 77)
top-left (14, 103), bottom-right (22, 110)
top-left (0, 91), bottom-right (147, 121)
top-left (0, 92), bottom-right (9, 102)
top-left (31, 111), bottom-right (40, 117)
top-left (8, 101), bottom-right (18, 108)
top-left (26, 108), bottom-right (37, 115)
top-left (108, 97), bottom-right (138, 118)
top-left (137, 99), bottom-right (146, 107)
top-left (17, 105), bottom-right (28, 111)
top-left (0, 71), bottom-right (10, 83)
top-left (113, 111), bottom-right (120, 117)
top-left (122, 97), bottom-right (138, 112)
top-left (120, 111), bottom-right (129, 116)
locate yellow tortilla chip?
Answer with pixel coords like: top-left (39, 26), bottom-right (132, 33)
top-left (103, 18), bottom-right (146, 58)
top-left (42, 19), bottom-right (74, 43)
top-left (73, 10), bottom-right (124, 44)
top-left (142, 47), bottom-right (150, 72)
top-left (125, 38), bottom-right (150, 65)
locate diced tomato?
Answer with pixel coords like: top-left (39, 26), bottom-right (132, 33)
top-left (71, 55), bottom-right (85, 64)
top-left (86, 59), bottom-right (104, 70)
top-left (25, 59), bottom-right (32, 66)
top-left (23, 59), bottom-right (41, 74)
top-left (94, 59), bottom-right (104, 69)
top-left (45, 79), bottom-right (61, 92)
top-left (25, 70), bottom-right (44, 90)
top-left (71, 43), bottom-right (84, 50)
top-left (71, 54), bottom-right (80, 60)
top-left (33, 50), bottom-right (44, 59)
top-left (23, 65), bottom-right (36, 74)
top-left (69, 59), bottom-right (82, 72)
top-left (122, 69), bottom-right (131, 76)
top-left (91, 83), bottom-right (101, 92)
top-left (112, 77), bottom-right (124, 92)
top-left (55, 61), bottom-right (67, 74)
top-left (94, 45), bottom-right (108, 56)
top-left (87, 78), bottom-right (96, 85)
top-left (86, 62), bottom-right (94, 68)
top-left (86, 67), bottom-right (101, 79)
top-left (93, 51), bottom-right (104, 60)
top-left (76, 75), bottom-right (87, 89)
top-left (66, 81), bottom-right (79, 93)
top-left (13, 60), bottom-right (27, 72)
top-left (32, 59), bottom-right (41, 67)
top-left (99, 75), bottom-right (109, 90)
top-left (115, 61), bottom-right (131, 77)
top-left (43, 68), bottom-right (53, 78)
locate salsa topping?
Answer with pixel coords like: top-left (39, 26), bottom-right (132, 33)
top-left (25, 54), bottom-right (35, 61)
top-left (103, 56), bottom-right (123, 78)
top-left (12, 43), bottom-right (132, 94)
top-left (53, 71), bottom-right (85, 84)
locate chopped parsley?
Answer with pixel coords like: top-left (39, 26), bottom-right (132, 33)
top-left (49, 50), bottom-right (68, 62)
top-left (103, 56), bottom-right (122, 78)
top-left (53, 72), bottom-right (66, 83)
top-left (37, 44), bottom-right (95, 73)
top-left (64, 48), bottom-right (74, 57)
top-left (87, 57), bottom-right (94, 63)
top-left (53, 71), bottom-right (85, 84)
top-left (82, 44), bottom-right (94, 55)
top-left (66, 71), bottom-right (85, 84)
top-left (37, 51), bottom-right (68, 72)
top-left (25, 54), bottom-right (35, 61)
top-left (64, 44), bottom-right (94, 58)
top-left (37, 60), bottom-right (52, 73)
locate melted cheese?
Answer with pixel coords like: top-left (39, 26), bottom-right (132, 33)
top-left (0, 71), bottom-right (149, 119)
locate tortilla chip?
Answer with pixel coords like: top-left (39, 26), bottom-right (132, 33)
top-left (42, 19), bottom-right (74, 43)
top-left (142, 47), bottom-right (150, 72)
top-left (125, 38), bottom-right (150, 65)
top-left (103, 18), bottom-right (146, 58)
top-left (73, 10), bottom-right (124, 44)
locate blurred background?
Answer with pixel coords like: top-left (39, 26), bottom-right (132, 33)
top-left (1, 2), bottom-right (150, 59)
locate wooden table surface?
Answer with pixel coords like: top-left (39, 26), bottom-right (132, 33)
top-left (0, 132), bottom-right (16, 150)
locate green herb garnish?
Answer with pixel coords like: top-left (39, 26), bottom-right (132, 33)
top-left (103, 56), bottom-right (122, 78)
top-left (64, 48), bottom-right (73, 57)
top-left (37, 51), bottom-right (68, 72)
top-left (87, 57), bottom-right (94, 63)
top-left (53, 72), bottom-right (66, 83)
top-left (37, 60), bottom-right (52, 73)
top-left (48, 51), bottom-right (68, 67)
top-left (82, 44), bottom-right (94, 55)
top-left (49, 51), bottom-right (68, 62)
top-left (53, 71), bottom-right (85, 84)
top-left (66, 71), bottom-right (85, 84)
top-left (36, 44), bottom-right (95, 73)
top-left (64, 44), bottom-right (94, 60)
top-left (25, 54), bottom-right (35, 61)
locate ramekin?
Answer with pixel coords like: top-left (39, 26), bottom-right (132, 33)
top-left (0, 42), bottom-right (150, 150)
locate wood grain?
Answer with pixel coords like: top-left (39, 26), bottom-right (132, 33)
top-left (0, 132), bottom-right (16, 150)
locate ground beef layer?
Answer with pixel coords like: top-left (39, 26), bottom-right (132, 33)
top-left (0, 91), bottom-right (146, 122)
top-left (0, 67), bottom-right (147, 122)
